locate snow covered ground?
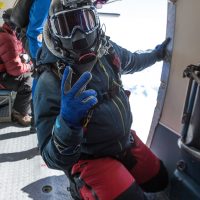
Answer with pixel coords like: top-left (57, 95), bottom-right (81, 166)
top-left (99, 0), bottom-right (167, 143)
top-left (122, 64), bottom-right (162, 143)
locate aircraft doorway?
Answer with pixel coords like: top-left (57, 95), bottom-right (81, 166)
top-left (99, 0), bottom-right (168, 143)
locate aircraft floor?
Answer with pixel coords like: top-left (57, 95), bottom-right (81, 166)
top-left (0, 121), bottom-right (170, 200)
top-left (0, 122), bottom-right (73, 200)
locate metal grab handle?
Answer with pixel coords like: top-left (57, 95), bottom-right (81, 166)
top-left (183, 64), bottom-right (200, 85)
top-left (178, 139), bottom-right (200, 160)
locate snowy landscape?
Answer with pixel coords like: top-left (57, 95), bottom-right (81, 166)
top-left (100, 0), bottom-right (167, 142)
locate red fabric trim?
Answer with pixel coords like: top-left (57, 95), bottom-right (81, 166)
top-left (72, 157), bottom-right (135, 200)
top-left (129, 130), bottom-right (161, 184)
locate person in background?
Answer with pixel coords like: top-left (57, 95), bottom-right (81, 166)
top-left (0, 9), bottom-right (32, 127)
top-left (34, 0), bottom-right (171, 199)
top-left (25, 0), bottom-right (51, 132)
top-left (26, 0), bottom-right (51, 91)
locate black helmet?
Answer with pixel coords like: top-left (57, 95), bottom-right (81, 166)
top-left (2, 8), bottom-right (12, 21)
top-left (2, 8), bottom-right (16, 29)
top-left (44, 0), bottom-right (104, 65)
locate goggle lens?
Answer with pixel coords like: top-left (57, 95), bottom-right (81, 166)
top-left (51, 7), bottom-right (98, 38)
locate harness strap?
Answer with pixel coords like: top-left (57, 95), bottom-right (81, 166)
top-left (74, 176), bottom-right (99, 200)
top-left (106, 43), bottom-right (121, 73)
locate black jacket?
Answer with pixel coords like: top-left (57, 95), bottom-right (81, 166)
top-left (34, 39), bottom-right (159, 170)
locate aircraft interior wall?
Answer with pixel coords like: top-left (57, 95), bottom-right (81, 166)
top-left (160, 0), bottom-right (200, 135)
top-left (149, 1), bottom-right (200, 199)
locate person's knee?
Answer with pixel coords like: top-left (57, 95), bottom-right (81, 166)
top-left (129, 131), bottom-right (169, 192)
top-left (139, 160), bottom-right (169, 193)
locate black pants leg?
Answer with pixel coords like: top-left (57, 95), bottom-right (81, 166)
top-left (0, 72), bottom-right (33, 115)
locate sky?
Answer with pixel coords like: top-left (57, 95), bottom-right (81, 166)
top-left (99, 0), bottom-right (168, 142)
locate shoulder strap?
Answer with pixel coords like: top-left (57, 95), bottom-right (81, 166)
top-left (104, 40), bottom-right (121, 73)
top-left (104, 41), bottom-right (122, 86)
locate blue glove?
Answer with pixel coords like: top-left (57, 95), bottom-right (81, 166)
top-left (60, 67), bottom-right (98, 127)
top-left (155, 38), bottom-right (171, 61)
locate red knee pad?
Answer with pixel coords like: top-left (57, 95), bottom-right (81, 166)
top-left (129, 130), bottom-right (161, 184)
top-left (72, 157), bottom-right (135, 200)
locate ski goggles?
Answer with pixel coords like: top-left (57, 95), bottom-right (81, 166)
top-left (50, 6), bottom-right (99, 38)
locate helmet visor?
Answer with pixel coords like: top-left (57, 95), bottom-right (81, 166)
top-left (50, 6), bottom-right (98, 38)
